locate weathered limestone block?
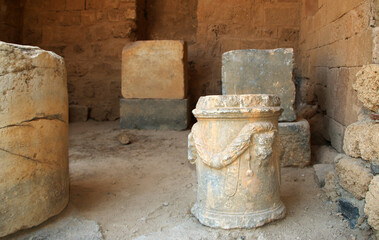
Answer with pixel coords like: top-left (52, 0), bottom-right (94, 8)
top-left (365, 176), bottom-right (379, 232)
top-left (353, 64), bottom-right (379, 112)
top-left (121, 40), bottom-right (188, 99)
top-left (335, 155), bottom-right (373, 200)
top-left (279, 119), bottom-right (311, 167)
top-left (222, 48), bottom-right (296, 121)
top-left (120, 98), bottom-right (188, 130)
top-left (343, 119), bottom-right (379, 161)
top-left (188, 94), bottom-right (285, 229)
top-left (0, 42), bottom-right (69, 237)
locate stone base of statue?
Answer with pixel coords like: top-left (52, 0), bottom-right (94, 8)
top-left (188, 94), bottom-right (286, 229)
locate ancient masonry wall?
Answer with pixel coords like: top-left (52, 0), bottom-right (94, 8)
top-left (145, 0), bottom-right (300, 109)
top-left (297, 0), bottom-right (376, 152)
top-left (21, 0), bottom-right (139, 120)
top-left (0, 0), bottom-right (24, 43)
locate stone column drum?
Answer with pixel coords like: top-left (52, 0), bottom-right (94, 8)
top-left (0, 42), bottom-right (69, 237)
top-left (188, 94), bottom-right (286, 229)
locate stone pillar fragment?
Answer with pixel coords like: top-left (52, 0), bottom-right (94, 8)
top-left (120, 40), bottom-right (189, 130)
top-left (189, 94), bottom-right (285, 229)
top-left (0, 42), bottom-right (69, 237)
top-left (222, 48), bottom-right (296, 122)
top-left (279, 119), bottom-right (311, 167)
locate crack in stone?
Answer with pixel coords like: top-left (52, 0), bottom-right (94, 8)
top-left (0, 147), bottom-right (45, 164)
top-left (0, 114), bottom-right (66, 130)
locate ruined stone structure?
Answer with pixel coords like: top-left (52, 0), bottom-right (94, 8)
top-left (0, 42), bottom-right (69, 237)
top-left (221, 48), bottom-right (311, 167)
top-left (321, 65), bottom-right (378, 236)
top-left (120, 40), bottom-right (188, 130)
top-left (189, 95), bottom-right (285, 229)
top-left (0, 0), bottom-right (378, 237)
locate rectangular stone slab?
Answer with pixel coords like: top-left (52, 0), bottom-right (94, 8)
top-left (222, 48), bottom-right (296, 121)
top-left (279, 119), bottom-right (311, 167)
top-left (120, 98), bottom-right (188, 130)
top-left (122, 40), bottom-right (188, 99)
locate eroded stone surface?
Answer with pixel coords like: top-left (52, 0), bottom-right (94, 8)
top-left (189, 94), bottom-right (285, 229)
top-left (365, 176), bottom-right (379, 231)
top-left (221, 48), bottom-right (296, 121)
top-left (121, 40), bottom-right (188, 99)
top-left (335, 155), bottom-right (373, 200)
top-left (353, 64), bottom-right (379, 112)
top-left (343, 119), bottom-right (379, 161)
top-left (120, 98), bottom-right (188, 130)
top-left (0, 42), bottom-right (69, 237)
top-left (279, 119), bottom-right (311, 167)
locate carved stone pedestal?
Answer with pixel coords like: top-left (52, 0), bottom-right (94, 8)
top-left (188, 94), bottom-right (286, 229)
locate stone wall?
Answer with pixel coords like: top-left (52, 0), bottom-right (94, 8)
top-left (298, 0), bottom-right (376, 151)
top-left (145, 0), bottom-right (300, 109)
top-left (22, 0), bottom-right (139, 120)
top-left (0, 0), bottom-right (24, 43)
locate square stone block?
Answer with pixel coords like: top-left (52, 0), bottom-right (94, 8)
top-left (120, 98), bottom-right (188, 130)
top-left (121, 40), bottom-right (188, 99)
top-left (222, 48), bottom-right (296, 121)
top-left (279, 119), bottom-right (311, 167)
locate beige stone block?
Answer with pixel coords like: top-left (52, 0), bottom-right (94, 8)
top-left (0, 42), bottom-right (69, 237)
top-left (122, 40), bottom-right (188, 99)
top-left (335, 155), bottom-right (373, 200)
top-left (343, 119), bottom-right (379, 161)
top-left (365, 176), bottom-right (379, 231)
top-left (279, 119), bottom-right (311, 167)
top-left (353, 64), bottom-right (379, 112)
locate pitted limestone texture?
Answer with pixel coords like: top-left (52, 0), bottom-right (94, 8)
top-left (353, 64), bottom-right (379, 112)
top-left (221, 48), bottom-right (296, 122)
top-left (278, 119), bottom-right (311, 167)
top-left (343, 119), bottom-right (379, 161)
top-left (365, 176), bottom-right (379, 232)
top-left (0, 42), bottom-right (69, 237)
top-left (121, 40), bottom-right (188, 99)
top-left (188, 94), bottom-right (285, 229)
top-left (335, 155), bottom-right (373, 200)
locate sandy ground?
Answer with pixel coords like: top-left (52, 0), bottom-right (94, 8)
top-left (3, 120), bottom-right (372, 240)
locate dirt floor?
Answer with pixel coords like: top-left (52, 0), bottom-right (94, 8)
top-left (3, 120), bottom-right (372, 240)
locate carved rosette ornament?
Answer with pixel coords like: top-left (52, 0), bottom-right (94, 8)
top-left (188, 94), bottom-right (286, 229)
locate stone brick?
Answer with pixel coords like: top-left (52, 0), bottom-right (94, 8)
top-left (338, 198), bottom-right (361, 229)
top-left (353, 64), bottom-right (379, 112)
top-left (365, 176), bottom-right (379, 231)
top-left (120, 98), bottom-right (188, 130)
top-left (69, 105), bottom-right (89, 122)
top-left (335, 155), bottom-right (373, 200)
top-left (65, 0), bottom-right (85, 10)
top-left (222, 48), bottom-right (296, 122)
top-left (121, 40), bottom-right (188, 99)
top-left (326, 116), bottom-right (345, 153)
top-left (371, 162), bottom-right (379, 175)
top-left (265, 7), bottom-right (299, 26)
top-left (279, 119), bottom-right (311, 167)
top-left (343, 119), bottom-right (379, 161)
